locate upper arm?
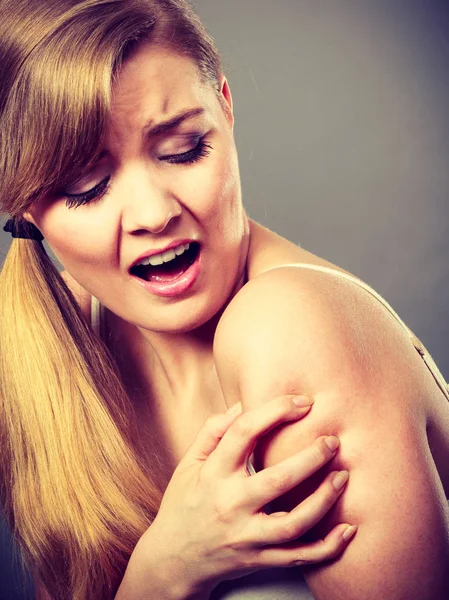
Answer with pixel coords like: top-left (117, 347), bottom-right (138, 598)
top-left (214, 267), bottom-right (449, 600)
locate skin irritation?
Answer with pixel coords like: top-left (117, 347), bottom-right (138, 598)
top-left (25, 44), bottom-right (252, 437)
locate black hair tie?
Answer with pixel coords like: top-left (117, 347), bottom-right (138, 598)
top-left (3, 217), bottom-right (44, 241)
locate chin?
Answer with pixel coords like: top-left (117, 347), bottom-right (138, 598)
top-left (143, 295), bottom-right (227, 335)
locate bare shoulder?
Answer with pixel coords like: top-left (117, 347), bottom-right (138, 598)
top-left (214, 264), bottom-right (449, 598)
top-left (216, 263), bottom-right (449, 435)
top-left (217, 264), bottom-right (426, 399)
top-left (59, 269), bottom-right (92, 322)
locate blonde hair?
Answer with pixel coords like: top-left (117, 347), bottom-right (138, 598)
top-left (0, 1), bottom-right (222, 597)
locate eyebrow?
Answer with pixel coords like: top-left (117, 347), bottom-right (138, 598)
top-left (144, 107), bottom-right (205, 137)
top-left (78, 108), bottom-right (206, 175)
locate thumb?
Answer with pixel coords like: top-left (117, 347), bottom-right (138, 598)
top-left (183, 402), bottom-right (243, 463)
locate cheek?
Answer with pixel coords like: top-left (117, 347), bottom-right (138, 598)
top-left (40, 206), bottom-right (116, 271)
top-left (179, 145), bottom-right (240, 222)
top-left (210, 146), bottom-right (243, 237)
top-left (50, 234), bottom-right (104, 269)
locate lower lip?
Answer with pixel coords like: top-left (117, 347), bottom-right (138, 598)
top-left (131, 247), bottom-right (202, 298)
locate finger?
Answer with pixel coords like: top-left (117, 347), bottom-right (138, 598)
top-left (283, 470), bottom-right (349, 538)
top-left (256, 523), bottom-right (358, 569)
top-left (251, 470), bottom-right (349, 544)
top-left (209, 395), bottom-right (314, 473)
top-left (182, 402), bottom-right (243, 463)
top-left (244, 436), bottom-right (341, 509)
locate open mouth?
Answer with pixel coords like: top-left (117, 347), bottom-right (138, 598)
top-left (130, 242), bottom-right (201, 283)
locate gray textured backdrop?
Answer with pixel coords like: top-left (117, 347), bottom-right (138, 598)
top-left (1, 1), bottom-right (448, 597)
top-left (192, 0), bottom-right (449, 379)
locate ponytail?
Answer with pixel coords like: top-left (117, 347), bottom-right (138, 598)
top-left (0, 239), bottom-right (163, 599)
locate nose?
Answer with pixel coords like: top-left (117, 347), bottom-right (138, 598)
top-left (121, 168), bottom-right (182, 235)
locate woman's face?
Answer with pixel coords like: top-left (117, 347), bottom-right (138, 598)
top-left (26, 42), bottom-right (249, 333)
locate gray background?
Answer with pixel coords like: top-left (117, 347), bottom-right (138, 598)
top-left (1, 1), bottom-right (448, 597)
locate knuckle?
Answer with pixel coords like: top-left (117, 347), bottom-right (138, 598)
top-left (311, 477), bottom-right (338, 506)
top-left (266, 470), bottom-right (292, 493)
top-left (283, 395), bottom-right (299, 415)
top-left (240, 552), bottom-right (257, 571)
top-left (214, 500), bottom-right (231, 523)
top-left (291, 549), bottom-right (314, 567)
top-left (213, 484), bottom-right (243, 522)
top-left (276, 518), bottom-right (297, 541)
top-left (317, 437), bottom-right (333, 460)
top-left (325, 544), bottom-right (341, 560)
top-left (266, 396), bottom-right (295, 419)
top-left (228, 538), bottom-right (255, 570)
top-left (232, 415), bottom-right (254, 439)
top-left (317, 538), bottom-right (340, 560)
top-left (318, 485), bottom-right (339, 510)
top-left (215, 496), bottom-right (239, 524)
top-left (276, 395), bottom-right (294, 412)
top-left (204, 415), bottom-right (218, 430)
top-left (203, 414), bottom-right (224, 435)
top-left (198, 460), bottom-right (214, 482)
top-left (291, 538), bottom-right (341, 567)
top-left (240, 474), bottom-right (256, 500)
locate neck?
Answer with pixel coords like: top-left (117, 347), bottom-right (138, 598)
top-left (107, 261), bottom-right (247, 406)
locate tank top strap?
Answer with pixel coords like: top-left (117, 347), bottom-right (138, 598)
top-left (262, 263), bottom-right (449, 402)
top-left (90, 295), bottom-right (103, 340)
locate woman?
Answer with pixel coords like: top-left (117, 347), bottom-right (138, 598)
top-left (0, 1), bottom-right (448, 599)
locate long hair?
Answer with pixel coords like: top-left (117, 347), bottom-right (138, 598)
top-left (0, 1), bottom-right (222, 597)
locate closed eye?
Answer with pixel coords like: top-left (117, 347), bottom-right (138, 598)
top-left (63, 176), bottom-right (111, 209)
top-left (159, 137), bottom-right (213, 165)
top-left (61, 137), bottom-right (212, 209)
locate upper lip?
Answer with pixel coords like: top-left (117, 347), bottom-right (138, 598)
top-left (129, 239), bottom-right (197, 271)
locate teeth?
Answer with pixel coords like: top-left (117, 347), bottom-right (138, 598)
top-left (136, 243), bottom-right (190, 268)
top-left (174, 244), bottom-right (188, 256)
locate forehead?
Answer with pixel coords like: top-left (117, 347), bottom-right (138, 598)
top-left (109, 43), bottom-right (213, 135)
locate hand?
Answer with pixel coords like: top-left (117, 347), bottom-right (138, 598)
top-left (142, 395), bottom-right (356, 598)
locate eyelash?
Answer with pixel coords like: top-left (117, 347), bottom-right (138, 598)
top-left (63, 138), bottom-right (213, 209)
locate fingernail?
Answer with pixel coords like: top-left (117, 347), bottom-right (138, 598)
top-left (226, 402), bottom-right (242, 415)
top-left (342, 525), bottom-right (358, 542)
top-left (332, 470), bottom-right (349, 491)
top-left (292, 395), bottom-right (314, 407)
top-left (324, 436), bottom-right (340, 452)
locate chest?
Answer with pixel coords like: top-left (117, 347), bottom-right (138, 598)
top-left (113, 346), bottom-right (227, 487)
top-left (103, 318), bottom-right (224, 459)
top-left (132, 389), bottom-right (225, 489)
